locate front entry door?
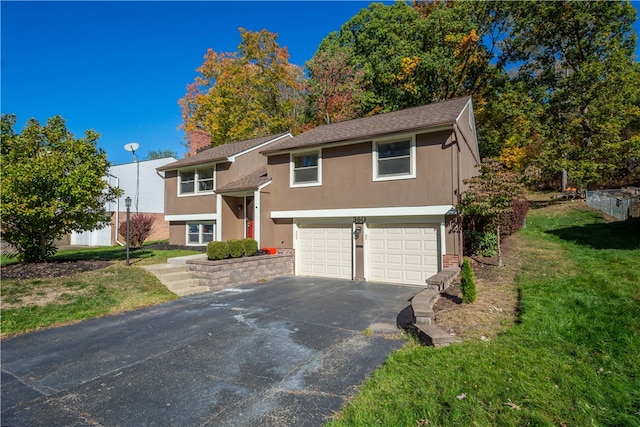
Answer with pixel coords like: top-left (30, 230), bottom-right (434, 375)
top-left (246, 196), bottom-right (255, 239)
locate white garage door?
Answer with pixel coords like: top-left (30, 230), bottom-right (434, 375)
top-left (71, 225), bottom-right (112, 246)
top-left (368, 224), bottom-right (438, 286)
top-left (297, 225), bottom-right (352, 279)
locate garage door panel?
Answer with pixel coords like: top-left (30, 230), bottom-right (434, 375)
top-left (404, 254), bottom-right (423, 266)
top-left (404, 240), bottom-right (422, 251)
top-left (367, 224), bottom-right (438, 286)
top-left (298, 225), bottom-right (351, 280)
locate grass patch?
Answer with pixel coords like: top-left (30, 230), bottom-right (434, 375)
top-left (1, 244), bottom-right (203, 337)
top-left (54, 241), bottom-right (202, 265)
top-left (327, 203), bottom-right (640, 426)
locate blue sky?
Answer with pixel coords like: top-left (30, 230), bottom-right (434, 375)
top-left (1, 1), bottom-right (380, 165)
top-left (2, 1), bottom-right (640, 166)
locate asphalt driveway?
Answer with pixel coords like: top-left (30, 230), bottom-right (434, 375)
top-left (1, 276), bottom-right (418, 426)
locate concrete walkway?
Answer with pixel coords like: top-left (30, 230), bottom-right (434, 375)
top-left (1, 277), bottom-right (418, 427)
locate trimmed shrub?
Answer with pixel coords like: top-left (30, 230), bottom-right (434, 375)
top-left (207, 241), bottom-right (229, 260)
top-left (227, 239), bottom-right (244, 258)
top-left (242, 238), bottom-right (259, 256)
top-left (501, 199), bottom-right (529, 236)
top-left (119, 213), bottom-right (155, 248)
top-left (460, 257), bottom-right (477, 304)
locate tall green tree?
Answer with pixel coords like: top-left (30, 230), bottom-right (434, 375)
top-left (179, 28), bottom-right (305, 148)
top-left (305, 48), bottom-right (365, 125)
top-left (144, 149), bottom-right (178, 160)
top-left (498, 0), bottom-right (640, 187)
top-left (309, 1), bottom-right (498, 116)
top-left (0, 114), bottom-right (119, 262)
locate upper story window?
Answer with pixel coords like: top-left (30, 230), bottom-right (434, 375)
top-left (373, 137), bottom-right (416, 181)
top-left (179, 166), bottom-right (215, 195)
top-left (291, 150), bottom-right (321, 187)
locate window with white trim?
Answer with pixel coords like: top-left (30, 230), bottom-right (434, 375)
top-left (291, 151), bottom-right (321, 187)
top-left (179, 167), bottom-right (215, 195)
top-left (187, 222), bottom-right (215, 245)
top-left (373, 137), bottom-right (416, 181)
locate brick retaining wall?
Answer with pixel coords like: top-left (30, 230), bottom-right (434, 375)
top-left (187, 254), bottom-right (293, 290)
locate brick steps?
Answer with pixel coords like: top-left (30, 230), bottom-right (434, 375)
top-left (409, 267), bottom-right (460, 347)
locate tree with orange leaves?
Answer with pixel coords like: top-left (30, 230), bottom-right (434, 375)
top-left (179, 29), bottom-right (305, 148)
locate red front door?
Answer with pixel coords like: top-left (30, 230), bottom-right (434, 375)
top-left (246, 196), bottom-right (255, 239)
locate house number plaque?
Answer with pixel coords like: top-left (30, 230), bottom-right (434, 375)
top-left (353, 216), bottom-right (366, 224)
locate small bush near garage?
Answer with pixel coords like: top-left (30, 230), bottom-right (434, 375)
top-left (460, 257), bottom-right (476, 303)
top-left (119, 214), bottom-right (156, 248)
top-left (207, 241), bottom-right (229, 260)
top-left (242, 238), bottom-right (258, 256)
top-left (227, 239), bottom-right (244, 258)
top-left (465, 230), bottom-right (497, 257)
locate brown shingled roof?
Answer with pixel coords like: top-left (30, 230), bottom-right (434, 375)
top-left (215, 167), bottom-right (269, 193)
top-left (262, 97), bottom-right (471, 154)
top-left (158, 132), bottom-right (291, 171)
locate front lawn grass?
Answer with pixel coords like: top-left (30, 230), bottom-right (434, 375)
top-left (327, 203), bottom-right (640, 426)
top-left (1, 244), bottom-right (203, 337)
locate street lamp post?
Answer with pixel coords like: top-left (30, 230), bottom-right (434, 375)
top-left (124, 142), bottom-right (140, 213)
top-left (125, 196), bottom-right (131, 266)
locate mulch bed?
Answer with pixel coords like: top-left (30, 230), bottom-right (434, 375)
top-left (142, 243), bottom-right (206, 252)
top-left (1, 260), bottom-right (112, 280)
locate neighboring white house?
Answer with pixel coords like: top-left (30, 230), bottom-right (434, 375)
top-left (71, 157), bottom-right (176, 246)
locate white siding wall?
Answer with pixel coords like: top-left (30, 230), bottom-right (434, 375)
top-left (107, 157), bottom-right (176, 213)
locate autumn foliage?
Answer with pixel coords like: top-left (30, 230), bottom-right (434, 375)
top-left (458, 159), bottom-right (527, 265)
top-left (179, 29), bottom-right (305, 148)
top-left (119, 214), bottom-right (155, 248)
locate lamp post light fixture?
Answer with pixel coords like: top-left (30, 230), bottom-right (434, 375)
top-left (125, 196), bottom-right (131, 266)
top-left (124, 142), bottom-right (140, 213)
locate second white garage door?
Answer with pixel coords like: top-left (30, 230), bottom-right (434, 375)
top-left (297, 225), bottom-right (352, 279)
top-left (367, 224), bottom-right (438, 286)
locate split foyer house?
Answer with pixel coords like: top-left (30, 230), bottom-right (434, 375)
top-left (160, 96), bottom-right (480, 287)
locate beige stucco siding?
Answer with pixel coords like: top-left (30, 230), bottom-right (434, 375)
top-left (266, 130), bottom-right (458, 212)
top-left (169, 222), bottom-right (187, 245)
top-left (455, 102), bottom-right (481, 187)
top-left (164, 170), bottom-right (216, 216)
top-left (221, 196), bottom-right (245, 241)
top-left (218, 149), bottom-right (265, 187)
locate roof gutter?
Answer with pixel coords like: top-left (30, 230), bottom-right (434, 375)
top-left (261, 124), bottom-right (454, 156)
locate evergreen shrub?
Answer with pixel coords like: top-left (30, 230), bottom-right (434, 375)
top-left (227, 239), bottom-right (244, 258)
top-left (460, 257), bottom-right (477, 304)
top-left (242, 238), bottom-right (259, 256)
top-left (207, 241), bottom-right (229, 260)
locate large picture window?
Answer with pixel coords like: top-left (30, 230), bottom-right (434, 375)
top-left (291, 151), bottom-right (321, 187)
top-left (187, 222), bottom-right (215, 245)
top-left (373, 138), bottom-right (415, 181)
top-left (179, 167), bottom-right (215, 195)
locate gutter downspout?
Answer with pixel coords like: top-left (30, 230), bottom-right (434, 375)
top-left (453, 124), bottom-right (468, 265)
top-left (107, 173), bottom-right (125, 247)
